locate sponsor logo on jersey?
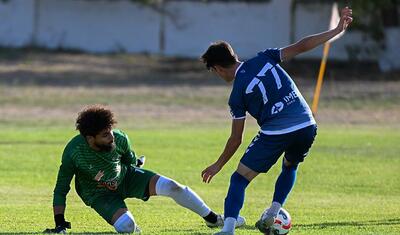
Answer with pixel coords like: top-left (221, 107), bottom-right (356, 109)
top-left (99, 178), bottom-right (118, 191)
top-left (94, 170), bottom-right (119, 191)
top-left (271, 91), bottom-right (299, 114)
top-left (271, 102), bottom-right (284, 114)
top-left (283, 90), bottom-right (298, 105)
top-left (94, 170), bottom-right (104, 181)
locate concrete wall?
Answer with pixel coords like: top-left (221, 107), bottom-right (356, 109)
top-left (294, 3), bottom-right (381, 61)
top-left (379, 28), bottom-right (400, 72)
top-left (35, 0), bottom-right (160, 53)
top-left (164, 0), bottom-right (291, 58)
top-left (0, 0), bottom-right (398, 70)
top-left (0, 0), bottom-right (34, 47)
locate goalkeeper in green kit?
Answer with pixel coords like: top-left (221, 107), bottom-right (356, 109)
top-left (45, 105), bottom-right (245, 233)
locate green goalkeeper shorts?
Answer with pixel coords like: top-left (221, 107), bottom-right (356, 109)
top-left (90, 166), bottom-right (156, 223)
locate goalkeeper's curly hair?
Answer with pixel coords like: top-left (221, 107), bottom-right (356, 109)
top-left (76, 105), bottom-right (117, 137)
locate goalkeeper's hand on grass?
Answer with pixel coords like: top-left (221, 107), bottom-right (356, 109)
top-left (43, 225), bottom-right (69, 234)
top-left (43, 214), bottom-right (71, 234)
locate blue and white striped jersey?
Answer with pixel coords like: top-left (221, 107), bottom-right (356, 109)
top-left (228, 48), bottom-right (316, 135)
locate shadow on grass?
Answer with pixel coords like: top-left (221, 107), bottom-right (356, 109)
top-left (297, 218), bottom-right (400, 228)
top-left (159, 232), bottom-right (209, 235)
top-left (0, 233), bottom-right (116, 235)
top-left (0, 229), bottom-right (218, 235)
top-left (4, 219), bottom-right (398, 234)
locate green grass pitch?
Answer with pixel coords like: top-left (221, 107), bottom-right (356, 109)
top-left (0, 125), bottom-right (399, 234)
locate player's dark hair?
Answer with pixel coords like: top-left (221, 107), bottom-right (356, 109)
top-left (201, 41), bottom-right (238, 70)
top-left (76, 105), bottom-right (117, 137)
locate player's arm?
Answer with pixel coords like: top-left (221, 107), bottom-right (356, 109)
top-left (202, 118), bottom-right (245, 183)
top-left (119, 131), bottom-right (139, 166)
top-left (281, 6), bottom-right (353, 62)
top-left (47, 151), bottom-right (75, 233)
top-left (45, 206), bottom-right (71, 233)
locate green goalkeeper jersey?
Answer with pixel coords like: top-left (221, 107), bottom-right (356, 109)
top-left (53, 129), bottom-right (137, 206)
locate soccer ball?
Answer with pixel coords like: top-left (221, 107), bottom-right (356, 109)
top-left (268, 208), bottom-right (292, 235)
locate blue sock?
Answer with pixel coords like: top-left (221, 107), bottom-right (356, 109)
top-left (224, 172), bottom-right (250, 219)
top-left (273, 162), bottom-right (298, 205)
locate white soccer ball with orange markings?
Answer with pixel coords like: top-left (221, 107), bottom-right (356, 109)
top-left (270, 208), bottom-right (292, 234)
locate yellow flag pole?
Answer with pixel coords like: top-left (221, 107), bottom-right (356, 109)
top-left (311, 42), bottom-right (331, 115)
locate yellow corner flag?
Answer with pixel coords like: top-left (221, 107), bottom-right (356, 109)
top-left (311, 2), bottom-right (343, 115)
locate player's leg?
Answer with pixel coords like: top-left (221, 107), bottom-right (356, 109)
top-left (90, 194), bottom-right (140, 233)
top-left (148, 174), bottom-right (225, 227)
top-left (216, 163), bottom-right (256, 235)
top-left (271, 158), bottom-right (298, 210)
top-left (257, 158), bottom-right (298, 232)
top-left (110, 167), bottom-right (159, 233)
top-left (259, 124), bottom-right (317, 230)
top-left (121, 166), bottom-right (225, 228)
top-left (112, 208), bottom-right (140, 233)
top-left (272, 124), bottom-right (317, 210)
top-left (219, 133), bottom-right (284, 235)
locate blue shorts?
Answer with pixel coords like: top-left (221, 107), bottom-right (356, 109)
top-left (240, 124), bottom-right (317, 173)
